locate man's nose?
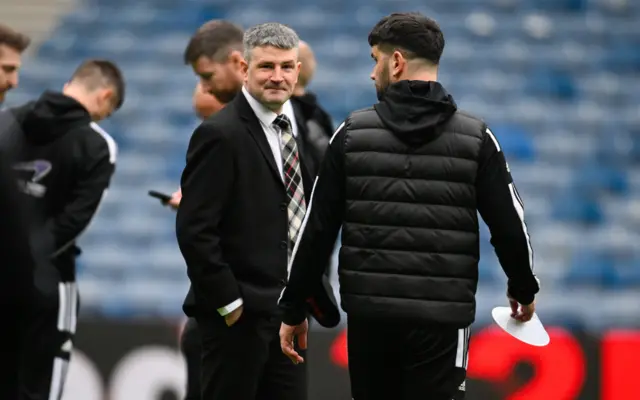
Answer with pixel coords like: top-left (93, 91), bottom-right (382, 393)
top-left (7, 72), bottom-right (18, 88)
top-left (271, 67), bottom-right (284, 82)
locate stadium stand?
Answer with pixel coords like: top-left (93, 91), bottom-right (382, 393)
top-left (5, 0), bottom-right (640, 326)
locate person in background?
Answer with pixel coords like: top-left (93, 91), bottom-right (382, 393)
top-left (194, 80), bottom-right (224, 119)
top-left (289, 40), bottom-right (334, 173)
top-left (174, 21), bottom-right (246, 400)
top-left (279, 12), bottom-right (539, 400)
top-left (179, 19), bottom-right (245, 323)
top-left (167, 82), bottom-right (225, 210)
top-left (0, 24), bottom-right (32, 398)
top-left (1, 59), bottom-right (123, 400)
top-left (177, 82), bottom-right (225, 400)
top-left (184, 20), bottom-right (245, 103)
top-left (0, 24), bottom-right (30, 106)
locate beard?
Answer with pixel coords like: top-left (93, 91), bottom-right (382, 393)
top-left (375, 63), bottom-right (391, 101)
top-left (212, 87), bottom-right (238, 104)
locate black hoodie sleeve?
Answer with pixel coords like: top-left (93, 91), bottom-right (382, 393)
top-left (279, 123), bottom-right (346, 326)
top-left (36, 124), bottom-right (116, 257)
top-left (476, 126), bottom-right (539, 305)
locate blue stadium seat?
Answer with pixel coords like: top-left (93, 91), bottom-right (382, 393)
top-left (564, 251), bottom-right (616, 286)
top-left (526, 69), bottom-right (577, 100)
top-left (551, 193), bottom-right (603, 224)
top-left (612, 259), bottom-right (640, 288)
top-left (603, 44), bottom-right (640, 72)
top-left (478, 259), bottom-right (499, 284)
top-left (572, 164), bottom-right (628, 195)
top-left (489, 124), bottom-right (536, 161)
top-left (527, 0), bottom-right (588, 12)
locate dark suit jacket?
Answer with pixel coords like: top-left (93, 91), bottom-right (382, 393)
top-left (177, 93), bottom-right (315, 317)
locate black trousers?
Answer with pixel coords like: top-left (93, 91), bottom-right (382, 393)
top-left (347, 316), bottom-right (469, 400)
top-left (20, 282), bottom-right (78, 400)
top-left (180, 317), bottom-right (202, 400)
top-left (196, 310), bottom-right (307, 400)
top-left (1, 310), bottom-right (27, 399)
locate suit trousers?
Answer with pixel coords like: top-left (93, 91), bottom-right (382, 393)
top-left (196, 310), bottom-right (307, 400)
top-left (347, 315), bottom-right (469, 400)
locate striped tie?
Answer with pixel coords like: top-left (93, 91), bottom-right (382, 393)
top-left (273, 114), bottom-right (306, 256)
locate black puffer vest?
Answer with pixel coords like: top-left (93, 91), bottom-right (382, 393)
top-left (338, 80), bottom-right (486, 327)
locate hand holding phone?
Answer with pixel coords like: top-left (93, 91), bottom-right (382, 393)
top-left (148, 190), bottom-right (172, 204)
top-left (149, 189), bottom-right (181, 209)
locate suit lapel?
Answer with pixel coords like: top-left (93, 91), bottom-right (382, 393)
top-left (235, 93), bottom-right (282, 185)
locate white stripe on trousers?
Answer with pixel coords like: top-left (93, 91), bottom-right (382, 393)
top-left (455, 327), bottom-right (470, 370)
top-left (50, 282), bottom-right (77, 400)
top-left (56, 282), bottom-right (78, 334)
top-left (48, 358), bottom-right (69, 400)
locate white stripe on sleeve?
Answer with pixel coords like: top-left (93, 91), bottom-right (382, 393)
top-left (278, 176), bottom-right (319, 303)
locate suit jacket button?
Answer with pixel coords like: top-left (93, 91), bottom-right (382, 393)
top-left (280, 279), bottom-right (287, 286)
top-left (280, 202), bottom-right (287, 211)
top-left (280, 240), bottom-right (288, 249)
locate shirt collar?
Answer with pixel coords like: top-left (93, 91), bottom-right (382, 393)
top-left (242, 86), bottom-right (297, 136)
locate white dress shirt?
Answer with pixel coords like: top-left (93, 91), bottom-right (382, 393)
top-left (241, 86), bottom-right (299, 181)
top-left (217, 87), bottom-right (301, 316)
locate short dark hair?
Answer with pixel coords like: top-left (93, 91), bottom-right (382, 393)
top-left (71, 59), bottom-right (126, 109)
top-left (368, 12), bottom-right (445, 65)
top-left (0, 24), bottom-right (31, 53)
top-left (184, 20), bottom-right (244, 65)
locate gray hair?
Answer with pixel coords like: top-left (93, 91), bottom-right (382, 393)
top-left (243, 22), bottom-right (300, 62)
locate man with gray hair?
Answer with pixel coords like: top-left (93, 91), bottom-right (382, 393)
top-left (176, 22), bottom-right (320, 399)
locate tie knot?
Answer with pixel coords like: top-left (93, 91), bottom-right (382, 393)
top-left (273, 114), bottom-right (291, 132)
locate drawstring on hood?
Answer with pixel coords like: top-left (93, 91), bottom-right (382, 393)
top-left (374, 80), bottom-right (457, 145)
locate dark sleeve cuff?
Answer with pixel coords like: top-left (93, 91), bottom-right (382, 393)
top-left (281, 302), bottom-right (307, 326)
top-left (507, 276), bottom-right (540, 306)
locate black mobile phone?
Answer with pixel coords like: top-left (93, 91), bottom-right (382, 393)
top-left (148, 190), bottom-right (172, 204)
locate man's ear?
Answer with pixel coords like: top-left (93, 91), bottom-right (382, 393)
top-left (239, 58), bottom-right (249, 76)
top-left (294, 61), bottom-right (302, 86)
top-left (100, 87), bottom-right (114, 105)
top-left (229, 50), bottom-right (244, 68)
top-left (391, 50), bottom-right (406, 78)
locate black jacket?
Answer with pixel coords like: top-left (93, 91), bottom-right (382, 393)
top-left (0, 155), bottom-right (34, 307)
top-left (291, 92), bottom-right (334, 170)
top-left (179, 92), bottom-right (340, 326)
top-left (177, 92), bottom-right (317, 317)
top-left (0, 91), bottom-right (117, 294)
top-left (0, 156), bottom-right (34, 398)
top-left (279, 80), bottom-right (539, 327)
